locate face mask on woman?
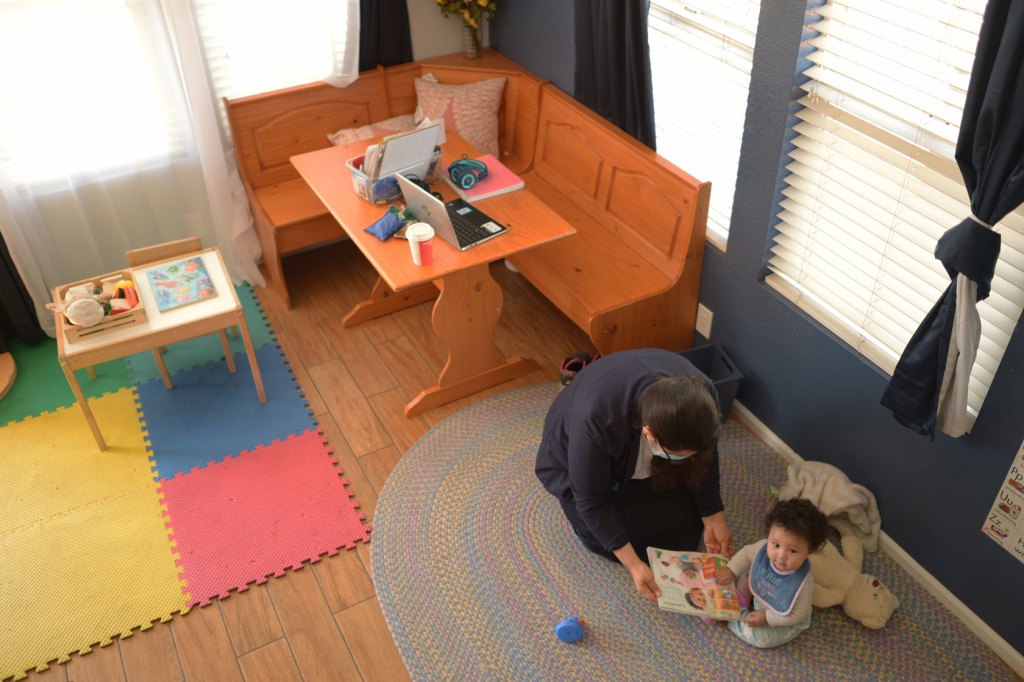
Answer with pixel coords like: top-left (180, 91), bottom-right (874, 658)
top-left (644, 427), bottom-right (696, 464)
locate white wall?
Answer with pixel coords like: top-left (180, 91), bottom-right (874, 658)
top-left (406, 0), bottom-right (489, 60)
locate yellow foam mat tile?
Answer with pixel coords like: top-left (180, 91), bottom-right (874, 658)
top-left (0, 389), bottom-right (188, 680)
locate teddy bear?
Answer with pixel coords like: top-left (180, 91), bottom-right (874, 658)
top-left (809, 524), bottom-right (900, 629)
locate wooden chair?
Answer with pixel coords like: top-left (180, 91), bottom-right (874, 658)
top-left (125, 237), bottom-right (237, 389)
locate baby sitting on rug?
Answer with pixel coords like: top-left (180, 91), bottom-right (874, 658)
top-left (715, 498), bottom-right (830, 648)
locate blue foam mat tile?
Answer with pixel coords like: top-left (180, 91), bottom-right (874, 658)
top-left (136, 344), bottom-right (313, 479)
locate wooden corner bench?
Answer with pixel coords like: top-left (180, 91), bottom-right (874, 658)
top-left (226, 49), bottom-right (709, 358)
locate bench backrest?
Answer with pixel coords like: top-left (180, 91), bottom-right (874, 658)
top-left (415, 58), bottom-right (544, 172)
top-left (530, 85), bottom-right (710, 281)
top-left (225, 65), bottom-right (410, 190)
top-left (225, 55), bottom-right (545, 191)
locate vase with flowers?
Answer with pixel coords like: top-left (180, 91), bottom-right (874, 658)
top-left (437, 0), bottom-right (497, 60)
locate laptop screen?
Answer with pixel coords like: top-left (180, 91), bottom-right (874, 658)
top-left (395, 174), bottom-right (506, 251)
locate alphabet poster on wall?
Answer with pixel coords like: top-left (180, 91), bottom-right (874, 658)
top-left (982, 438), bottom-right (1024, 565)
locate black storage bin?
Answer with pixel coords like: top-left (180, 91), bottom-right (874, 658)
top-left (678, 344), bottom-right (743, 419)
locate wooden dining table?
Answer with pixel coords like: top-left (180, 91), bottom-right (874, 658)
top-left (290, 132), bottom-right (576, 416)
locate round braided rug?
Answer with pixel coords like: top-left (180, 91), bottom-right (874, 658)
top-left (372, 383), bottom-right (1012, 681)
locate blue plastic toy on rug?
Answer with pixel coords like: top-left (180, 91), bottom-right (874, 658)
top-left (555, 617), bottom-right (586, 643)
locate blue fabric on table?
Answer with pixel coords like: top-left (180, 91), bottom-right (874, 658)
top-left (364, 210), bottom-right (406, 241)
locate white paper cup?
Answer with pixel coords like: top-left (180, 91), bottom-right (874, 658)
top-left (406, 222), bottom-right (435, 266)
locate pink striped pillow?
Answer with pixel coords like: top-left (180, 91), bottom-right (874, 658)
top-left (414, 76), bottom-right (505, 157)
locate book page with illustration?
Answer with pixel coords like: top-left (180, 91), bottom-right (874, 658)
top-left (647, 547), bottom-right (743, 620)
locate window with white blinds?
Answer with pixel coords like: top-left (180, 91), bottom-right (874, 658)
top-left (766, 0), bottom-right (1024, 426)
top-left (648, 0), bottom-right (760, 245)
top-left (191, 0), bottom-right (358, 132)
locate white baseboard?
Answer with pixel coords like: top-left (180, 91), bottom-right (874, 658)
top-left (730, 401), bottom-right (1024, 678)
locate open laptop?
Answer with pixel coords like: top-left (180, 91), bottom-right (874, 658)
top-left (396, 174), bottom-right (507, 251)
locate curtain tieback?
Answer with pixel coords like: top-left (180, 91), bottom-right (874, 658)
top-left (969, 212), bottom-right (995, 229)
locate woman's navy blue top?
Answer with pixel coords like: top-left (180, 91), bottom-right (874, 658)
top-left (535, 348), bottom-right (724, 552)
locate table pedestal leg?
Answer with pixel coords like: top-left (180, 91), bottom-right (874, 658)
top-left (343, 276), bottom-right (438, 328)
top-left (404, 264), bottom-right (538, 416)
top-left (61, 361), bottom-right (107, 451)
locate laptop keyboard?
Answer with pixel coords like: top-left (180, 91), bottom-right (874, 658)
top-left (449, 210), bottom-right (497, 247)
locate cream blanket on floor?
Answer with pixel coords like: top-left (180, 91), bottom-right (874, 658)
top-left (777, 461), bottom-right (881, 551)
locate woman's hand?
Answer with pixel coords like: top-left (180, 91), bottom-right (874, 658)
top-left (742, 609), bottom-right (767, 626)
top-left (613, 543), bottom-right (661, 602)
top-left (627, 561), bottom-right (661, 602)
top-left (701, 511), bottom-right (734, 557)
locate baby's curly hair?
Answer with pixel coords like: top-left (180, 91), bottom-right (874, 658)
top-left (764, 498), bottom-right (830, 552)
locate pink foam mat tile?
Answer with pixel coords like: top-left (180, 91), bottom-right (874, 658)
top-left (157, 429), bottom-right (371, 607)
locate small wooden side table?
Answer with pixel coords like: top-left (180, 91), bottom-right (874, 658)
top-left (53, 247), bottom-right (266, 450)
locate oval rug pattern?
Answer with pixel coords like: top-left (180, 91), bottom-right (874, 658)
top-left (371, 382), bottom-right (1011, 681)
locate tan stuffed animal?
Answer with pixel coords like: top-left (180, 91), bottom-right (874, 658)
top-left (809, 531), bottom-right (899, 629)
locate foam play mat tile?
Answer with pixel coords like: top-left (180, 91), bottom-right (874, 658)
top-left (159, 429), bottom-right (370, 607)
top-left (0, 338), bottom-right (134, 428)
top-left (136, 344), bottom-right (313, 479)
top-left (0, 390), bottom-right (188, 679)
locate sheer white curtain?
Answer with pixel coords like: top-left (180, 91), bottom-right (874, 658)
top-left (0, 0), bottom-right (359, 336)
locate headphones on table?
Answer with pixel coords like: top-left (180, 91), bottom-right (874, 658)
top-left (402, 174), bottom-right (445, 201)
top-left (448, 156), bottom-right (488, 190)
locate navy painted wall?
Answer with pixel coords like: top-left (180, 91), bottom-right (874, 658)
top-left (492, 0), bottom-right (1024, 656)
top-left (489, 1), bottom-right (574, 94)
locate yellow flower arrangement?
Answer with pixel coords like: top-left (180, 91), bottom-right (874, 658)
top-left (437, 0), bottom-right (497, 29)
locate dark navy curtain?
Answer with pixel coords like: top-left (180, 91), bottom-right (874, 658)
top-left (0, 230), bottom-right (43, 354)
top-left (358, 0), bottom-right (413, 71)
top-left (573, 0), bottom-right (656, 148)
top-left (881, 0), bottom-right (1024, 438)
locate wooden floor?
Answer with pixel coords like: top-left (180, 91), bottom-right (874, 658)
top-left (24, 240), bottom-right (595, 682)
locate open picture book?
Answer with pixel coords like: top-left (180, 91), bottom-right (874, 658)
top-left (646, 547), bottom-right (744, 620)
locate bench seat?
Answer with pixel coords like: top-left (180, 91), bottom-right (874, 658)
top-left (508, 83), bottom-right (710, 356)
top-left (511, 181), bottom-right (673, 334)
top-left (254, 179), bottom-right (331, 228)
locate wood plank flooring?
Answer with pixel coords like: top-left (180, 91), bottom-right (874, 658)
top-left (24, 240), bottom-right (594, 682)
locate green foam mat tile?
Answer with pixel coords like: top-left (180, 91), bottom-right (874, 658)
top-left (0, 338), bottom-right (133, 427)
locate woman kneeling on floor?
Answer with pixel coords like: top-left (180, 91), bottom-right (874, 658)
top-left (535, 348), bottom-right (733, 602)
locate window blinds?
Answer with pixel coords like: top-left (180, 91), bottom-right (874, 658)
top-left (649, 0), bottom-right (760, 243)
top-left (190, 0), bottom-right (358, 134)
top-left (767, 0), bottom-right (1022, 425)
